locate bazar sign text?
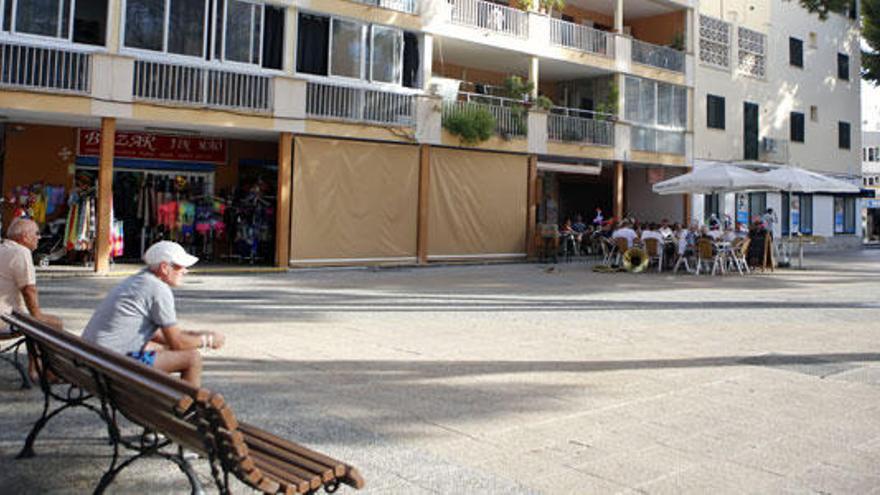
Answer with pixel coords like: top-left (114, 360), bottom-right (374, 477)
top-left (78, 129), bottom-right (227, 164)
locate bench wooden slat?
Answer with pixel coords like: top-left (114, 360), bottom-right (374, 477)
top-left (250, 450), bottom-right (315, 493)
top-left (239, 423), bottom-right (347, 478)
top-left (242, 431), bottom-right (335, 483)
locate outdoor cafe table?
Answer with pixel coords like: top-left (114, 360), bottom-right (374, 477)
top-left (779, 236), bottom-right (821, 270)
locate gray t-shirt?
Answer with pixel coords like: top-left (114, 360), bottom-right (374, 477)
top-left (82, 269), bottom-right (177, 354)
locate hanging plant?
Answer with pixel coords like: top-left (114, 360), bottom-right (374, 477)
top-left (443, 105), bottom-right (496, 146)
top-left (535, 95), bottom-right (554, 111)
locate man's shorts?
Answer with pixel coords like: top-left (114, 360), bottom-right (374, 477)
top-left (126, 350), bottom-right (157, 367)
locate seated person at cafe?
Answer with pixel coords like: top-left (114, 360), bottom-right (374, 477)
top-left (572, 215), bottom-right (587, 236)
top-left (612, 221), bottom-right (638, 248)
top-left (640, 223), bottom-right (665, 255)
top-left (658, 219), bottom-right (673, 238)
top-left (721, 226), bottom-right (738, 243)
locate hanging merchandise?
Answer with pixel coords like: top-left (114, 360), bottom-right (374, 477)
top-left (6, 183), bottom-right (67, 228)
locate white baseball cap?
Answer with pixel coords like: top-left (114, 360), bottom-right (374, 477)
top-left (143, 241), bottom-right (199, 268)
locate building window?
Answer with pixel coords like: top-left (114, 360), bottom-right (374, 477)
top-left (296, 12), bottom-right (420, 88)
top-left (748, 192), bottom-right (767, 223)
top-left (834, 196), bottom-right (856, 234)
top-left (1, 0), bottom-right (107, 46)
top-left (810, 105), bottom-right (819, 122)
top-left (782, 193), bottom-right (813, 235)
top-left (790, 112), bottom-right (805, 143)
top-left (871, 148), bottom-right (877, 162)
top-left (124, 0), bottom-right (284, 67)
top-left (738, 26), bottom-right (766, 78)
top-left (626, 76), bottom-right (687, 154)
top-left (789, 37), bottom-right (803, 68)
top-left (704, 193), bottom-right (720, 221)
top-left (707, 94), bottom-right (725, 129)
top-left (699, 14), bottom-right (730, 68)
top-left (839, 121), bottom-right (851, 149)
top-left (838, 53), bottom-right (849, 80)
top-left (800, 194), bottom-right (813, 234)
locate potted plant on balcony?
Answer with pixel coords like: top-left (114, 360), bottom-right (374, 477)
top-left (539, 0), bottom-right (566, 16)
top-left (443, 105), bottom-right (496, 146)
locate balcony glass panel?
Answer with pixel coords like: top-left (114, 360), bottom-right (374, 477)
top-left (331, 19), bottom-right (363, 78)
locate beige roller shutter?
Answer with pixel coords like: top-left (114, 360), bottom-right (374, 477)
top-left (428, 148), bottom-right (528, 259)
top-left (291, 137), bottom-right (419, 263)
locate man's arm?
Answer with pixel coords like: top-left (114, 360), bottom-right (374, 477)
top-left (158, 325), bottom-right (225, 350)
top-left (21, 285), bottom-right (62, 330)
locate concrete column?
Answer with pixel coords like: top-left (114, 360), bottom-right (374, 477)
top-left (416, 94), bottom-right (442, 144)
top-left (417, 145), bottom-right (431, 264)
top-left (613, 161), bottom-right (624, 219)
top-left (275, 132), bottom-right (293, 268)
top-left (527, 110), bottom-right (548, 154)
top-left (685, 7), bottom-right (695, 54)
top-left (106, 0), bottom-right (121, 53)
top-left (529, 56), bottom-right (539, 100)
top-left (95, 117), bottom-right (115, 274)
top-left (283, 6), bottom-right (298, 74)
top-left (527, 155), bottom-right (538, 258)
top-left (615, 0), bottom-right (624, 34)
top-left (422, 34), bottom-right (433, 90)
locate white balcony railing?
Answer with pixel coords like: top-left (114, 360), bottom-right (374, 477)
top-left (548, 107), bottom-right (614, 146)
top-left (632, 126), bottom-right (685, 155)
top-left (631, 39), bottom-right (685, 73)
top-left (353, 0), bottom-right (418, 14)
top-left (0, 40), bottom-right (91, 94)
top-left (549, 19), bottom-right (614, 58)
top-left (447, 0), bottom-right (528, 38)
top-left (306, 81), bottom-right (415, 126)
top-left (443, 92), bottom-right (527, 137)
top-left (133, 60), bottom-right (272, 113)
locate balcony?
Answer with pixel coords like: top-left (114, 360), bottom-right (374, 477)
top-left (352, 0), bottom-right (419, 14)
top-left (548, 108), bottom-right (614, 146)
top-left (0, 40), bottom-right (91, 95)
top-left (631, 39), bottom-right (685, 73)
top-left (549, 19), bottom-right (614, 58)
top-left (442, 92), bottom-right (527, 138)
top-left (306, 81), bottom-right (416, 126)
top-left (446, 0), bottom-right (529, 39)
top-left (133, 60), bottom-right (273, 113)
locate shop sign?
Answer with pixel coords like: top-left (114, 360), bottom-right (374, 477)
top-left (736, 193), bottom-right (749, 225)
top-left (865, 199), bottom-right (880, 209)
top-left (78, 129), bottom-right (227, 164)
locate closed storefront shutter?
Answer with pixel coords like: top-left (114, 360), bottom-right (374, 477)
top-left (428, 148), bottom-right (528, 259)
top-left (291, 137), bottom-right (419, 263)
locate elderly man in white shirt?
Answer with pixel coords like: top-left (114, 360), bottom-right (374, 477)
top-left (611, 221), bottom-right (639, 248)
top-left (640, 223), bottom-right (666, 256)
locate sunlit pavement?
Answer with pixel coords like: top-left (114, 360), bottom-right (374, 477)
top-left (2, 250), bottom-right (879, 493)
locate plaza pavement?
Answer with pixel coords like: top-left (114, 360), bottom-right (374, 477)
top-left (1, 250), bottom-right (880, 494)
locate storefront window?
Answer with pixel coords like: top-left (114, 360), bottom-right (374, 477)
top-left (2, 0), bottom-right (107, 45)
top-left (834, 196), bottom-right (855, 234)
top-left (748, 192), bottom-right (766, 223)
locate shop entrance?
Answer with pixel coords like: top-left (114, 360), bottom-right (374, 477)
top-left (539, 164), bottom-right (613, 228)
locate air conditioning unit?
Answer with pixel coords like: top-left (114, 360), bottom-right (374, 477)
top-left (761, 137), bottom-right (778, 153)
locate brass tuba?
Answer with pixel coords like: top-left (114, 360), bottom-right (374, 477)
top-left (623, 247), bottom-right (650, 273)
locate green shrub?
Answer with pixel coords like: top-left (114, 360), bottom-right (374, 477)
top-left (444, 105), bottom-right (496, 146)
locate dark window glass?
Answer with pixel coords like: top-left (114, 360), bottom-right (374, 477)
top-left (744, 102), bottom-right (759, 160)
top-left (838, 53), bottom-right (849, 80)
top-left (125, 0), bottom-right (165, 51)
top-left (789, 37), bottom-right (803, 67)
top-left (704, 193), bottom-right (720, 221)
top-left (3, 0), bottom-right (11, 31)
top-left (73, 0), bottom-right (107, 46)
top-left (402, 32), bottom-right (420, 88)
top-left (748, 192), bottom-right (766, 222)
top-left (800, 194), bottom-right (813, 234)
top-left (839, 121), bottom-right (851, 149)
top-left (707, 94), bottom-right (725, 130)
top-left (790, 112), bottom-right (805, 143)
top-left (262, 6), bottom-right (285, 70)
top-left (167, 0), bottom-right (205, 57)
top-left (296, 13), bottom-right (330, 75)
top-left (782, 192), bottom-right (790, 235)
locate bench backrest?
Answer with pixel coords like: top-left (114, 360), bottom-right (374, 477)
top-left (2, 311), bottom-right (210, 453)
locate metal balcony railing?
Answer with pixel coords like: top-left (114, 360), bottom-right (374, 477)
top-left (306, 81), bottom-right (415, 126)
top-left (549, 19), bottom-right (614, 58)
top-left (631, 39), bottom-right (685, 73)
top-left (0, 40), bottom-right (91, 94)
top-left (443, 92), bottom-right (527, 137)
top-left (133, 60), bottom-right (272, 113)
top-left (632, 126), bottom-right (685, 155)
top-left (548, 107), bottom-right (614, 146)
top-left (352, 0), bottom-right (418, 14)
top-left (447, 0), bottom-right (528, 39)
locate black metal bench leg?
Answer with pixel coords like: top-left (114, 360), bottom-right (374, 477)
top-left (17, 382), bottom-right (52, 459)
top-left (0, 338), bottom-right (31, 389)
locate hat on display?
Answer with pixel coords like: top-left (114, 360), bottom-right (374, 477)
top-left (143, 241), bottom-right (199, 268)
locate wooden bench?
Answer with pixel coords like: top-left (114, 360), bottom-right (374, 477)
top-left (2, 311), bottom-right (365, 494)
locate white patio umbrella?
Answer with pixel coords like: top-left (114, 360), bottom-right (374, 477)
top-left (652, 163), bottom-right (769, 195)
top-left (760, 166), bottom-right (860, 194)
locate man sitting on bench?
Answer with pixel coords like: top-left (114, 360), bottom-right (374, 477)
top-left (82, 241), bottom-right (224, 386)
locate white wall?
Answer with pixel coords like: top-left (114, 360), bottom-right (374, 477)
top-left (625, 168), bottom-right (685, 222)
top-left (694, 0), bottom-right (861, 177)
top-left (813, 195), bottom-right (834, 236)
top-left (767, 192), bottom-right (783, 239)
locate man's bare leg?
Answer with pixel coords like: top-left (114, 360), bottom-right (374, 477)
top-left (154, 349), bottom-right (203, 387)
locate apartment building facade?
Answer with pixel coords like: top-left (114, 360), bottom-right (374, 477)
top-left (0, 0), bottom-right (700, 269)
top-left (692, 0), bottom-right (862, 248)
top-left (861, 130), bottom-right (880, 241)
